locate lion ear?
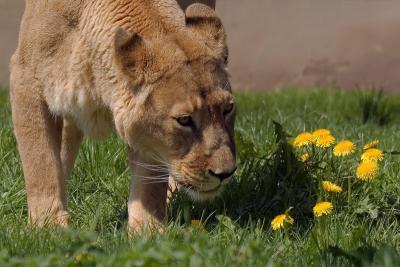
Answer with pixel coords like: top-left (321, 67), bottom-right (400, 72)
top-left (185, 4), bottom-right (228, 63)
top-left (114, 28), bottom-right (149, 83)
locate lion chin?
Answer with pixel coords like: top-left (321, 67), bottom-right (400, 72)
top-left (172, 175), bottom-right (230, 202)
top-left (183, 185), bottom-right (226, 202)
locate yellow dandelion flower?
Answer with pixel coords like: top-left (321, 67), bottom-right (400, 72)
top-left (271, 214), bottom-right (294, 230)
top-left (315, 135), bottom-right (336, 148)
top-left (191, 220), bottom-right (204, 229)
top-left (293, 132), bottom-right (313, 147)
top-left (356, 161), bottom-right (379, 181)
top-left (300, 153), bottom-right (310, 162)
top-left (312, 129), bottom-right (331, 139)
top-left (322, 181), bottom-right (342, 193)
top-left (75, 253), bottom-right (95, 263)
top-left (313, 201), bottom-right (333, 217)
top-left (363, 140), bottom-right (379, 150)
top-left (361, 148), bottom-right (384, 162)
top-left (333, 140), bottom-right (356, 157)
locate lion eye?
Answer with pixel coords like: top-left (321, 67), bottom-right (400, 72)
top-left (176, 115), bottom-right (193, 127)
top-left (224, 103), bottom-right (234, 116)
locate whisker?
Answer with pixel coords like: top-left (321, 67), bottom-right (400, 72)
top-left (132, 163), bottom-right (169, 170)
top-left (149, 155), bottom-right (171, 167)
top-left (134, 172), bottom-right (169, 177)
top-left (129, 152), bottom-right (174, 175)
top-left (140, 177), bottom-right (169, 181)
top-left (142, 180), bottom-right (169, 185)
top-left (130, 163), bottom-right (169, 172)
top-left (129, 158), bottom-right (168, 166)
top-left (134, 175), bottom-right (170, 180)
top-left (132, 162), bottom-right (167, 168)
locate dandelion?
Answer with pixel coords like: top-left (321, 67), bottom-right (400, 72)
top-left (75, 253), bottom-right (95, 263)
top-left (312, 129), bottom-right (331, 140)
top-left (356, 161), bottom-right (379, 181)
top-left (293, 132), bottom-right (313, 147)
top-left (363, 140), bottom-right (379, 150)
top-left (322, 181), bottom-right (342, 193)
top-left (361, 148), bottom-right (384, 162)
top-left (191, 220), bottom-right (204, 229)
top-left (333, 140), bottom-right (356, 157)
top-left (271, 214), bottom-right (294, 230)
top-left (315, 135), bottom-right (336, 148)
top-left (300, 153), bottom-right (310, 162)
top-left (313, 201), bottom-right (333, 217)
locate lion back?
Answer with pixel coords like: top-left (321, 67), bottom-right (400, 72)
top-left (13, 0), bottom-right (84, 67)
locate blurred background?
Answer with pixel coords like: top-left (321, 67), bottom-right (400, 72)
top-left (1, 0), bottom-right (400, 91)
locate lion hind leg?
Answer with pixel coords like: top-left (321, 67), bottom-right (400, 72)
top-left (60, 118), bottom-right (83, 179)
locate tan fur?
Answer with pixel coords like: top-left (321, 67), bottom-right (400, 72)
top-left (10, 0), bottom-right (235, 231)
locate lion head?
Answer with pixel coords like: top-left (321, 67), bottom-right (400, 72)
top-left (112, 4), bottom-right (236, 200)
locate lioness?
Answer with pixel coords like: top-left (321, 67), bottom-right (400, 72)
top-left (10, 0), bottom-right (235, 231)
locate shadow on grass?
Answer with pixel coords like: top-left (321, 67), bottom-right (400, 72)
top-left (168, 121), bottom-right (317, 231)
top-left (358, 89), bottom-right (396, 126)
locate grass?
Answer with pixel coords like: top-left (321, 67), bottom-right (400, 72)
top-left (0, 88), bottom-right (400, 266)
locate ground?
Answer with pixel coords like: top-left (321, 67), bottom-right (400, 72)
top-left (0, 88), bottom-right (399, 266)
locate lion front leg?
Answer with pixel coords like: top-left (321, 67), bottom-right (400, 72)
top-left (127, 148), bottom-right (168, 233)
top-left (11, 87), bottom-right (68, 227)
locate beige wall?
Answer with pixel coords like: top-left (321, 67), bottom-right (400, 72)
top-left (0, 0), bottom-right (24, 88)
top-left (218, 0), bottom-right (400, 91)
top-left (1, 1), bottom-right (400, 91)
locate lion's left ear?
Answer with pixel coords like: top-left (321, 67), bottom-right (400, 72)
top-left (185, 4), bottom-right (228, 63)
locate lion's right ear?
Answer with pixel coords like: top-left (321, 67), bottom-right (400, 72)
top-left (114, 28), bottom-right (148, 83)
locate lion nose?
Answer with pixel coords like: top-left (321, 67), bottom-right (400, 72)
top-left (208, 167), bottom-right (237, 181)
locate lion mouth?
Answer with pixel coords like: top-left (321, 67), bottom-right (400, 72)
top-left (170, 170), bottom-right (226, 201)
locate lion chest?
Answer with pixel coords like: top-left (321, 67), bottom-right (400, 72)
top-left (45, 85), bottom-right (114, 139)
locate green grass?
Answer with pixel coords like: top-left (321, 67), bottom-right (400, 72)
top-left (0, 88), bottom-right (400, 266)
